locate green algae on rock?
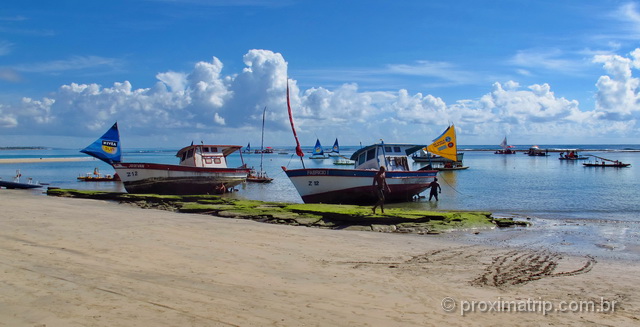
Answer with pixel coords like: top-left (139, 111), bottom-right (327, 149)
top-left (46, 188), bottom-right (529, 233)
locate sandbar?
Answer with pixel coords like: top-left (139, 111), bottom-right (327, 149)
top-left (0, 190), bottom-right (638, 326)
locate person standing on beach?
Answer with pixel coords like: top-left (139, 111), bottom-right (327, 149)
top-left (372, 166), bottom-right (391, 214)
top-left (427, 178), bottom-right (441, 201)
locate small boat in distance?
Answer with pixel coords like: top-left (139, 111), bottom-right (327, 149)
top-left (412, 150), bottom-right (464, 163)
top-left (526, 145), bottom-right (548, 156)
top-left (83, 123), bottom-right (251, 194)
top-left (558, 150), bottom-right (588, 160)
top-left (328, 138), bottom-right (341, 157)
top-left (583, 156), bottom-right (631, 168)
top-left (247, 107), bottom-right (273, 183)
top-left (77, 167), bottom-right (120, 182)
top-left (309, 139), bottom-right (328, 159)
top-left (495, 137), bottom-right (516, 154)
top-left (0, 170), bottom-right (43, 189)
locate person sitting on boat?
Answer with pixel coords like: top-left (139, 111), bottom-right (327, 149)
top-left (372, 166), bottom-right (391, 214)
top-left (427, 178), bottom-right (441, 201)
top-left (568, 151), bottom-right (576, 159)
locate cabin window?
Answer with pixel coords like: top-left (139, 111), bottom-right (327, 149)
top-left (211, 147), bottom-right (218, 153)
top-left (394, 146), bottom-right (401, 153)
top-left (366, 149), bottom-right (376, 161)
top-left (358, 153), bottom-right (366, 165)
top-left (205, 158), bottom-right (213, 164)
top-left (203, 147), bottom-right (210, 153)
top-left (186, 149), bottom-right (194, 159)
top-left (181, 152), bottom-right (187, 161)
top-left (214, 158), bottom-right (221, 164)
top-left (385, 146), bottom-right (392, 153)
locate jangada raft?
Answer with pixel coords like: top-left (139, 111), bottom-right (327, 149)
top-left (583, 155), bottom-right (631, 168)
top-left (82, 122), bottom-right (251, 195)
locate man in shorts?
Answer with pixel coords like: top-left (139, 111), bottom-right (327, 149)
top-left (372, 166), bottom-right (391, 214)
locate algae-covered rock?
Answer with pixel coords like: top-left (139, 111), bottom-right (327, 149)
top-left (45, 188), bottom-right (516, 234)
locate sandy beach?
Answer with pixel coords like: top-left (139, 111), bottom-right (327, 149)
top-left (1, 190), bottom-right (638, 326)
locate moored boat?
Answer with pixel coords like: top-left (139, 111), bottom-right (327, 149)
top-left (558, 150), bottom-right (588, 160)
top-left (283, 143), bottom-right (437, 204)
top-left (83, 123), bottom-right (251, 194)
top-left (77, 167), bottom-right (120, 181)
top-left (113, 144), bottom-right (251, 194)
top-left (282, 80), bottom-right (438, 204)
top-left (0, 170), bottom-right (43, 189)
top-left (246, 106), bottom-right (273, 183)
top-left (495, 136), bottom-right (516, 154)
top-left (309, 139), bottom-right (328, 159)
top-left (526, 145), bottom-right (548, 156)
top-left (328, 138), bottom-right (341, 157)
top-left (247, 169), bottom-right (274, 183)
top-left (583, 156), bottom-right (630, 167)
top-left (412, 150), bottom-right (464, 163)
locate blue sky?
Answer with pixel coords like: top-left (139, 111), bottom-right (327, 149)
top-left (1, 0), bottom-right (640, 149)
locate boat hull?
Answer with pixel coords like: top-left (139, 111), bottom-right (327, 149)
top-left (0, 180), bottom-right (42, 189)
top-left (435, 166), bottom-right (469, 171)
top-left (412, 153), bottom-right (464, 163)
top-left (113, 163), bottom-right (250, 194)
top-left (583, 163), bottom-right (630, 167)
top-left (282, 168), bottom-right (437, 204)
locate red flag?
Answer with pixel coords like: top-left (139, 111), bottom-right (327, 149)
top-left (287, 80), bottom-right (305, 158)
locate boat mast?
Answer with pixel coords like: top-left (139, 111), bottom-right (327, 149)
top-left (260, 106), bottom-right (266, 174)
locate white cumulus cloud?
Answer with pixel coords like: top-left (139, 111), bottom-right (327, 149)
top-left (1, 48), bottom-right (640, 146)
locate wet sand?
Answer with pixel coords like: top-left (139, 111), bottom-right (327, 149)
top-left (0, 190), bottom-right (638, 326)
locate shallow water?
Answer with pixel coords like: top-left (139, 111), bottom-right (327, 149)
top-left (2, 145), bottom-right (639, 259)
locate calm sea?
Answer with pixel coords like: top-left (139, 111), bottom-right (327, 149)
top-left (2, 144), bottom-right (639, 259)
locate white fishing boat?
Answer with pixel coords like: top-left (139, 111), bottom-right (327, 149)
top-left (82, 122), bottom-right (251, 195)
top-left (282, 81), bottom-right (444, 204)
top-left (283, 142), bottom-right (438, 204)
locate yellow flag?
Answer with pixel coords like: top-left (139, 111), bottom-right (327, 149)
top-left (426, 125), bottom-right (458, 162)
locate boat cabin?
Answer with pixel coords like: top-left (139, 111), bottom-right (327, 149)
top-left (350, 143), bottom-right (420, 171)
top-left (176, 144), bottom-right (243, 168)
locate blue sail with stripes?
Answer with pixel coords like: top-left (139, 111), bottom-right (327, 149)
top-left (80, 122), bottom-right (122, 165)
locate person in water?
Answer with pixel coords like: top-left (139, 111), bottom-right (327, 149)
top-left (372, 166), bottom-right (391, 214)
top-left (427, 178), bottom-right (441, 201)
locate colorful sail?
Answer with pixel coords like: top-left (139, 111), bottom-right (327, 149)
top-left (246, 142), bottom-right (251, 152)
top-left (313, 139), bottom-right (324, 155)
top-left (426, 124), bottom-right (458, 162)
top-left (331, 138), bottom-right (339, 154)
top-left (80, 122), bottom-right (122, 165)
top-left (286, 80), bottom-right (304, 158)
